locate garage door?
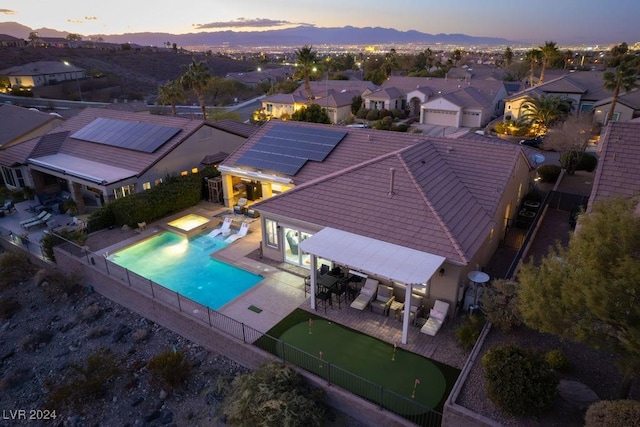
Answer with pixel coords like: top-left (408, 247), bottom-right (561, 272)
top-left (423, 109), bottom-right (458, 126)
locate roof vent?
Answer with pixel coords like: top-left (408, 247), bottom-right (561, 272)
top-left (446, 146), bottom-right (453, 153)
top-left (388, 168), bottom-right (396, 197)
top-left (368, 134), bottom-right (372, 142)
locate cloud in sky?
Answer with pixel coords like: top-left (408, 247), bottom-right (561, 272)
top-left (65, 16), bottom-right (98, 25)
top-left (0, 9), bottom-right (16, 15)
top-left (193, 17), bottom-right (311, 30)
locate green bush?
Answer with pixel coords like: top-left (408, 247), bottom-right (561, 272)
top-left (365, 109), bottom-right (380, 121)
top-left (494, 122), bottom-right (507, 134)
top-left (537, 164), bottom-right (562, 183)
top-left (578, 152), bottom-right (598, 172)
top-left (545, 349), bottom-right (570, 372)
top-left (46, 347), bottom-right (120, 410)
top-left (147, 349), bottom-right (191, 389)
top-left (390, 124), bottom-right (409, 132)
top-left (480, 279), bottom-right (521, 331)
top-left (455, 314), bottom-right (485, 350)
top-left (356, 107), bottom-right (369, 119)
top-left (585, 400), bottom-right (640, 427)
top-left (390, 109), bottom-right (406, 119)
top-left (378, 108), bottom-right (392, 119)
top-left (218, 361), bottom-right (326, 426)
top-left (482, 345), bottom-right (558, 416)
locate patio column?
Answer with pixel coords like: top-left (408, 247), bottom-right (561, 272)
top-left (309, 254), bottom-right (317, 310)
top-left (401, 283), bottom-right (414, 345)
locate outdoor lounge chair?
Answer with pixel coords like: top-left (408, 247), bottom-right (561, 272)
top-left (208, 217), bottom-right (232, 238)
top-left (1, 199), bottom-right (15, 214)
top-left (224, 221), bottom-right (250, 243)
top-left (23, 211), bottom-right (53, 230)
top-left (370, 285), bottom-right (395, 316)
top-left (400, 294), bottom-right (424, 325)
top-left (233, 197), bottom-right (248, 214)
top-left (420, 300), bottom-right (450, 336)
top-left (20, 210), bottom-right (48, 227)
top-left (349, 278), bottom-right (379, 310)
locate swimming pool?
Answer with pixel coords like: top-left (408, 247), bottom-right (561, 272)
top-left (108, 231), bottom-right (263, 310)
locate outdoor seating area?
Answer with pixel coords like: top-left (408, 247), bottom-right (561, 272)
top-left (22, 210), bottom-right (53, 230)
top-left (225, 221), bottom-right (250, 243)
top-left (421, 300), bottom-right (451, 336)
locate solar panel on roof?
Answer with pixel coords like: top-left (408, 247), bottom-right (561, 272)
top-left (70, 118), bottom-right (181, 153)
top-left (235, 124), bottom-right (346, 175)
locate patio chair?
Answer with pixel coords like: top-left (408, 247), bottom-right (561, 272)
top-left (349, 278), bottom-right (379, 310)
top-left (20, 210), bottom-right (48, 227)
top-left (233, 197), bottom-right (248, 214)
top-left (370, 285), bottom-right (395, 316)
top-left (2, 199), bottom-right (15, 214)
top-left (23, 211), bottom-right (53, 230)
top-left (208, 217), bottom-right (232, 238)
top-left (420, 300), bottom-right (450, 336)
top-left (399, 294), bottom-right (424, 325)
top-left (304, 264), bottom-right (331, 297)
top-left (224, 221), bottom-right (250, 243)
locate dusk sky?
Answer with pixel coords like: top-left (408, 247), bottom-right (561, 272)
top-left (1, 0), bottom-right (638, 45)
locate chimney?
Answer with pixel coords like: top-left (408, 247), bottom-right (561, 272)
top-left (388, 168), bottom-right (396, 197)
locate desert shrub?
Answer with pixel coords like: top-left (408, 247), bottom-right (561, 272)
top-left (46, 347), bottom-right (120, 409)
top-left (0, 296), bottom-right (22, 319)
top-left (21, 329), bottom-right (54, 351)
top-left (147, 349), bottom-right (191, 389)
top-left (545, 349), bottom-right (571, 372)
top-left (390, 109), bottom-right (406, 119)
top-left (480, 279), bottom-right (521, 331)
top-left (365, 109), bottom-right (380, 121)
top-left (560, 151), bottom-right (598, 173)
top-left (390, 123), bottom-right (409, 132)
top-left (39, 269), bottom-right (83, 297)
top-left (218, 361), bottom-right (326, 426)
top-left (536, 164), bottom-right (562, 183)
top-left (482, 345), bottom-right (558, 416)
top-left (0, 252), bottom-right (35, 288)
top-left (355, 107), bottom-right (369, 119)
top-left (455, 314), bottom-right (485, 351)
top-left (585, 400), bottom-right (640, 427)
top-left (378, 108), bottom-right (392, 119)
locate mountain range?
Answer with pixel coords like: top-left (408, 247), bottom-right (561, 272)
top-left (0, 21), bottom-right (516, 48)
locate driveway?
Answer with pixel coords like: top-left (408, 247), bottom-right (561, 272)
top-left (411, 123), bottom-right (469, 137)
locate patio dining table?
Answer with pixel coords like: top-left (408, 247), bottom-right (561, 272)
top-left (317, 274), bottom-right (339, 293)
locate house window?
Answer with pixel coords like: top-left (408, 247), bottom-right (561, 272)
top-left (266, 103), bottom-right (273, 113)
top-left (609, 112), bottom-right (620, 122)
top-left (191, 167), bottom-right (198, 174)
top-left (1, 167), bottom-right (16, 187)
top-left (113, 184), bottom-right (135, 199)
top-left (180, 171), bottom-right (188, 176)
top-left (579, 103), bottom-right (594, 113)
top-left (15, 169), bottom-right (25, 187)
top-left (265, 219), bottom-right (278, 248)
top-left (155, 178), bottom-right (163, 186)
top-left (142, 182), bottom-right (151, 190)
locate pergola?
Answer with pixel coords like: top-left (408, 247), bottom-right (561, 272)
top-left (299, 227), bottom-right (446, 344)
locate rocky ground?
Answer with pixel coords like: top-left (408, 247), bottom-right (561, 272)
top-left (0, 252), bottom-right (364, 427)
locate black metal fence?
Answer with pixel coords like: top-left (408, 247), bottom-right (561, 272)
top-left (49, 234), bottom-right (442, 427)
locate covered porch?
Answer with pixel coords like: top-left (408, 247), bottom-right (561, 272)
top-left (300, 227), bottom-right (446, 345)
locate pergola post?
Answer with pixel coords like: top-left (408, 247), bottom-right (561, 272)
top-left (401, 283), bottom-right (413, 344)
top-left (309, 254), bottom-right (317, 310)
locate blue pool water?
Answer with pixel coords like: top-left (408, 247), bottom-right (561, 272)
top-left (109, 231), bottom-right (263, 310)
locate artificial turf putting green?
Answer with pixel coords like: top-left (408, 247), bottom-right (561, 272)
top-left (260, 309), bottom-right (460, 414)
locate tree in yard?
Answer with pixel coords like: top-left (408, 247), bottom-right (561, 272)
top-left (28, 31), bottom-right (40, 47)
top-left (295, 45), bottom-right (318, 101)
top-left (538, 41), bottom-right (559, 84)
top-left (180, 60), bottom-right (211, 120)
top-left (480, 279), bottom-right (521, 331)
top-left (452, 49), bottom-right (463, 67)
top-left (156, 80), bottom-right (185, 116)
top-left (503, 46), bottom-right (514, 67)
top-left (518, 195), bottom-right (640, 398)
top-left (291, 103), bottom-right (330, 124)
top-left (524, 48), bottom-right (542, 87)
top-left (542, 114), bottom-right (595, 174)
top-left (520, 94), bottom-right (573, 135)
top-left (66, 33), bottom-right (82, 42)
top-left (351, 95), bottom-right (363, 115)
top-left (603, 55), bottom-right (638, 125)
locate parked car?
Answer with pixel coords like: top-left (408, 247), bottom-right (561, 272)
top-left (519, 136), bottom-right (544, 148)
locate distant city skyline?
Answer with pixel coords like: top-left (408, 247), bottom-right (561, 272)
top-left (1, 0), bottom-right (638, 45)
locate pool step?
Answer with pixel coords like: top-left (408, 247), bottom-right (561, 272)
top-left (190, 236), bottom-right (218, 250)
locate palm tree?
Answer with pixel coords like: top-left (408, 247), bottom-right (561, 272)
top-left (539, 41), bottom-right (559, 84)
top-left (521, 95), bottom-right (573, 135)
top-left (603, 57), bottom-right (638, 125)
top-left (157, 80), bottom-right (185, 116)
top-left (503, 47), bottom-right (514, 67)
top-left (295, 45), bottom-right (317, 101)
top-left (180, 60), bottom-right (211, 119)
top-left (28, 31), bottom-right (40, 48)
top-left (524, 48), bottom-right (542, 87)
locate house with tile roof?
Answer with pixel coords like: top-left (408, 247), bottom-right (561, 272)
top-left (588, 121), bottom-right (640, 212)
top-left (592, 88), bottom-right (640, 124)
top-left (364, 76), bottom-right (507, 128)
top-left (218, 120), bottom-right (534, 342)
top-left (0, 34), bottom-right (26, 47)
top-left (0, 109), bottom-right (253, 213)
top-left (504, 71), bottom-right (611, 122)
top-left (0, 61), bottom-right (86, 88)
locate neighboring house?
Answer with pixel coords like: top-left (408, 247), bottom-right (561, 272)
top-left (0, 104), bottom-right (64, 149)
top-left (504, 71), bottom-right (611, 122)
top-left (261, 93), bottom-right (308, 119)
top-left (0, 108), bottom-right (252, 213)
top-left (218, 120), bottom-right (534, 342)
top-left (365, 76), bottom-right (507, 128)
top-left (0, 34), bottom-right (26, 47)
top-left (592, 88), bottom-right (640, 124)
top-left (588, 121), bottom-right (640, 212)
top-left (0, 61), bottom-right (86, 88)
